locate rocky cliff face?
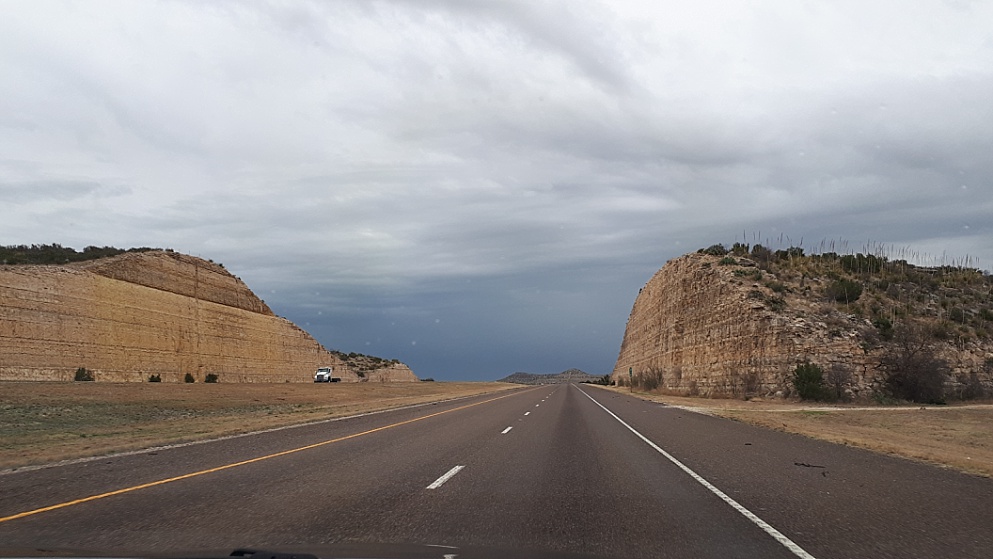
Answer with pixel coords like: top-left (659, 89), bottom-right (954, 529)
top-left (0, 251), bottom-right (416, 383)
top-left (612, 252), bottom-right (992, 399)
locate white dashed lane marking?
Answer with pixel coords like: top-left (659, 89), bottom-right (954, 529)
top-left (426, 465), bottom-right (465, 489)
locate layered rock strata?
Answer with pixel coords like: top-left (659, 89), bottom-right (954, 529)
top-left (612, 253), bottom-right (991, 398)
top-left (0, 251), bottom-right (415, 383)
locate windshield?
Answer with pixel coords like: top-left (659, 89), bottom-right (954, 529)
top-left (1, 2), bottom-right (992, 559)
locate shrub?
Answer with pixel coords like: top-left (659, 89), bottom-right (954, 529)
top-left (731, 242), bottom-right (750, 256)
top-left (74, 367), bottom-right (94, 382)
top-left (793, 363), bottom-right (826, 401)
top-left (826, 364), bottom-right (852, 402)
top-left (958, 372), bottom-right (985, 400)
top-left (184, 372), bottom-right (196, 383)
top-left (750, 244), bottom-right (773, 266)
top-left (204, 373), bottom-right (219, 383)
top-left (765, 296), bottom-right (786, 312)
top-left (765, 281), bottom-right (786, 293)
top-left (718, 257), bottom-right (737, 266)
top-left (635, 368), bottom-right (664, 391)
top-left (148, 374), bottom-right (161, 383)
top-left (686, 379), bottom-right (699, 396)
top-left (873, 317), bottom-right (894, 340)
top-left (948, 307), bottom-right (967, 323)
top-left (840, 253), bottom-right (883, 274)
top-left (826, 278), bottom-right (863, 303)
top-left (879, 324), bottom-right (949, 404)
top-left (741, 371), bottom-right (760, 399)
top-left (700, 244), bottom-right (728, 256)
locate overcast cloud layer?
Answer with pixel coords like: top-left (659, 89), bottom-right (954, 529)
top-left (3, 1), bottom-right (992, 380)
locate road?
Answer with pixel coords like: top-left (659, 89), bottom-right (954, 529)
top-left (2, 384), bottom-right (992, 558)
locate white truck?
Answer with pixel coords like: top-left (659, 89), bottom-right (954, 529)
top-left (313, 366), bottom-right (340, 383)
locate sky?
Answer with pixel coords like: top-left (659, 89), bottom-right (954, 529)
top-left (2, 1), bottom-right (992, 381)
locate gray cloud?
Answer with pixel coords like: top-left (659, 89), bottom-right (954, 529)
top-left (2, 0), bottom-right (991, 379)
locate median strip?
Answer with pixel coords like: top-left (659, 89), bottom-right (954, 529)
top-left (0, 390), bottom-right (527, 524)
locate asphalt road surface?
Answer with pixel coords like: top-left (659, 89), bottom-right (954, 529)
top-left (2, 384), bottom-right (991, 558)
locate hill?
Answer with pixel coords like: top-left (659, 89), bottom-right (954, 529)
top-left (613, 244), bottom-right (993, 403)
top-left (498, 368), bottom-right (604, 385)
top-left (0, 249), bottom-right (415, 383)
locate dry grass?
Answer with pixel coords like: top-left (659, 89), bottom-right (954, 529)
top-left (603, 386), bottom-right (993, 478)
top-left (0, 381), bottom-right (518, 470)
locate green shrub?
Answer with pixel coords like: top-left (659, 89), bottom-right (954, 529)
top-left (204, 373), bottom-right (219, 383)
top-left (700, 244), bottom-right (728, 256)
top-left (765, 281), bottom-right (786, 293)
top-left (718, 257), bottom-right (737, 266)
top-left (873, 317), bottom-right (894, 340)
top-left (731, 242), bottom-right (750, 256)
top-left (148, 374), bottom-right (162, 382)
top-left (750, 244), bottom-right (772, 266)
top-left (184, 372), bottom-right (196, 383)
top-left (948, 307), bottom-right (966, 323)
top-left (826, 278), bottom-right (863, 303)
top-left (74, 367), bottom-right (94, 382)
top-left (793, 363), bottom-right (826, 401)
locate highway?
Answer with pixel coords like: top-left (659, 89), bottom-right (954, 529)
top-left (2, 384), bottom-right (992, 558)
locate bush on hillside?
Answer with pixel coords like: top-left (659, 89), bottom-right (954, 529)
top-left (879, 324), bottom-right (949, 404)
top-left (793, 363), bottom-right (827, 401)
top-left (826, 278), bottom-right (863, 303)
top-left (699, 244), bottom-right (728, 256)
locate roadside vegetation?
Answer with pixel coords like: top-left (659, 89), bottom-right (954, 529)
top-left (0, 244), bottom-right (161, 265)
top-left (698, 241), bottom-right (992, 404)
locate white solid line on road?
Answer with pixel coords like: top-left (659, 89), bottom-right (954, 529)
top-left (426, 465), bottom-right (465, 489)
top-left (575, 386), bottom-right (817, 559)
top-left (524, 411), bottom-right (531, 416)
top-left (501, 426), bottom-right (513, 434)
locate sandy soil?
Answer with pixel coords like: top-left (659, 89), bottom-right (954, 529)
top-left (0, 381), bottom-right (518, 470)
top-left (602, 386), bottom-right (993, 478)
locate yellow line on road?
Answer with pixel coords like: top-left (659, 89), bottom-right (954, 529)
top-left (0, 389), bottom-right (528, 524)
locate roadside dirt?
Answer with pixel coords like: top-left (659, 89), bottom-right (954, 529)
top-left (0, 381), bottom-right (519, 470)
top-left (604, 386), bottom-right (993, 478)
